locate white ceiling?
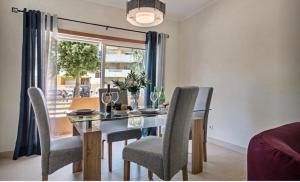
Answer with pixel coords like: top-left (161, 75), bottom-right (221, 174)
top-left (85, 0), bottom-right (212, 21)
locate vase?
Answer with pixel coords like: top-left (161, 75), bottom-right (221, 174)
top-left (130, 91), bottom-right (139, 111)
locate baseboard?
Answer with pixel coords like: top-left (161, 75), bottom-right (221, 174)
top-left (0, 151), bottom-right (13, 159)
top-left (207, 137), bottom-right (247, 154)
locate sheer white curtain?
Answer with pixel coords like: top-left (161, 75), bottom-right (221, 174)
top-left (41, 13), bottom-right (58, 137)
top-left (155, 33), bottom-right (167, 135)
top-left (156, 33), bottom-right (168, 91)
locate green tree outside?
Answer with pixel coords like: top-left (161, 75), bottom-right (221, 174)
top-left (57, 41), bottom-right (100, 98)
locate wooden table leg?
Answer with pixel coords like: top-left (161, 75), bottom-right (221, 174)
top-left (83, 130), bottom-right (101, 180)
top-left (124, 160), bottom-right (130, 181)
top-left (73, 126), bottom-right (82, 173)
top-left (191, 118), bottom-right (204, 174)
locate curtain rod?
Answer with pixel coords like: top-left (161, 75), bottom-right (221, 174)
top-left (11, 7), bottom-right (170, 37)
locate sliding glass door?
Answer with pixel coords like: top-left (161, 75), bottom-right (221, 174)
top-left (49, 35), bottom-right (102, 137)
top-left (51, 34), bottom-right (145, 138)
top-left (102, 45), bottom-right (145, 86)
top-left (101, 44), bottom-right (146, 105)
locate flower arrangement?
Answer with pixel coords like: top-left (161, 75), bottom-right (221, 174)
top-left (112, 70), bottom-right (151, 94)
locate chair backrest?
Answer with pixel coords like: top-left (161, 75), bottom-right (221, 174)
top-left (163, 86), bottom-right (199, 179)
top-left (98, 88), bottom-right (128, 112)
top-left (27, 87), bottom-right (51, 157)
top-left (194, 87), bottom-right (213, 112)
top-left (193, 87), bottom-right (213, 142)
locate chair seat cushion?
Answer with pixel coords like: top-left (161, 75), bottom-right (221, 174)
top-left (123, 136), bottom-right (164, 178)
top-left (103, 129), bottom-right (142, 143)
top-left (48, 136), bottom-right (82, 174)
top-left (101, 120), bottom-right (142, 143)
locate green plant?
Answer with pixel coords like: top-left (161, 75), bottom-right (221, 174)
top-left (112, 71), bottom-right (150, 94)
top-left (130, 49), bottom-right (145, 74)
top-left (57, 41), bottom-right (100, 97)
top-left (133, 49), bottom-right (145, 63)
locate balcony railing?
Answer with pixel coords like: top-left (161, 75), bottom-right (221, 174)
top-left (47, 98), bottom-right (73, 118)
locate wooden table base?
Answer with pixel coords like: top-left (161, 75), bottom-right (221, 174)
top-left (83, 131), bottom-right (101, 180)
top-left (72, 126), bottom-right (82, 173)
top-left (73, 126), bottom-right (101, 180)
top-left (191, 118), bottom-right (204, 174)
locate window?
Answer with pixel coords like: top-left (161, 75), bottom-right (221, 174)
top-left (102, 45), bottom-right (146, 106)
top-left (102, 45), bottom-right (146, 87)
top-left (56, 37), bottom-right (101, 98)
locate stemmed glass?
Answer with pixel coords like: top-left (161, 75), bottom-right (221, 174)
top-left (111, 92), bottom-right (119, 114)
top-left (111, 92), bottom-right (119, 105)
top-left (101, 93), bottom-right (112, 115)
top-left (150, 88), bottom-right (158, 109)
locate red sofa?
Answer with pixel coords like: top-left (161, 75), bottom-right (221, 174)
top-left (247, 122), bottom-right (300, 180)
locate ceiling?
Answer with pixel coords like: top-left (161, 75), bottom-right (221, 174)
top-left (85, 0), bottom-right (212, 21)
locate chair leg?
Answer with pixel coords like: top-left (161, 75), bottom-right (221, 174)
top-left (108, 142), bottom-right (112, 172)
top-left (101, 140), bottom-right (105, 159)
top-left (203, 142), bottom-right (207, 162)
top-left (72, 160), bottom-right (82, 173)
top-left (124, 160), bottom-right (130, 181)
top-left (42, 175), bottom-right (48, 181)
top-left (124, 140), bottom-right (128, 146)
top-left (182, 165), bottom-right (188, 181)
top-left (148, 170), bottom-right (153, 180)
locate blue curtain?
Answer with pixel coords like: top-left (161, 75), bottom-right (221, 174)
top-left (144, 31), bottom-right (158, 107)
top-left (13, 10), bottom-right (42, 159)
top-left (143, 31), bottom-right (158, 136)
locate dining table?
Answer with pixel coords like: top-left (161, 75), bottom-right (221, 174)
top-left (68, 109), bottom-right (205, 180)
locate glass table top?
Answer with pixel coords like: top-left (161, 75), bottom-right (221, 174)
top-left (72, 115), bottom-right (167, 134)
top-left (67, 109), bottom-right (210, 123)
top-left (67, 110), bottom-right (168, 123)
top-left (68, 109), bottom-right (210, 134)
top-left (67, 110), bottom-right (167, 133)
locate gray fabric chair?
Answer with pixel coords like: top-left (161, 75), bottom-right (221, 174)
top-left (190, 87), bottom-right (213, 161)
top-left (123, 87), bottom-right (199, 181)
top-left (28, 87), bottom-right (82, 181)
top-left (98, 88), bottom-right (142, 172)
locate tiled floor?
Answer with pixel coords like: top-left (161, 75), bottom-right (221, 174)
top-left (0, 141), bottom-right (246, 181)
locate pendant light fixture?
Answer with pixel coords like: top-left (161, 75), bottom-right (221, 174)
top-left (126, 0), bottom-right (166, 27)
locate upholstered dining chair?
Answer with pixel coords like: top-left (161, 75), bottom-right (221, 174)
top-left (123, 87), bottom-right (199, 181)
top-left (28, 87), bottom-right (82, 181)
top-left (190, 87), bottom-right (213, 161)
top-left (98, 88), bottom-right (142, 172)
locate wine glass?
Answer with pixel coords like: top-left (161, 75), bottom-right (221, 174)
top-left (111, 92), bottom-right (119, 105)
top-left (111, 92), bottom-right (119, 114)
top-left (101, 93), bottom-right (112, 115)
top-left (150, 91), bottom-right (158, 109)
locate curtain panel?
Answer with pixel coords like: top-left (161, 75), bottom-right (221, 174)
top-left (156, 33), bottom-right (167, 91)
top-left (42, 13), bottom-right (58, 137)
top-left (143, 31), bottom-right (158, 136)
top-left (144, 31), bottom-right (158, 108)
top-left (144, 32), bottom-right (168, 106)
top-left (143, 32), bottom-right (168, 136)
top-left (13, 10), bottom-right (58, 159)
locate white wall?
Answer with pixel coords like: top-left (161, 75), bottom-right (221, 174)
top-left (3, 0), bottom-right (299, 152)
top-left (0, 0), bottom-right (180, 152)
top-left (179, 0), bottom-right (300, 148)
